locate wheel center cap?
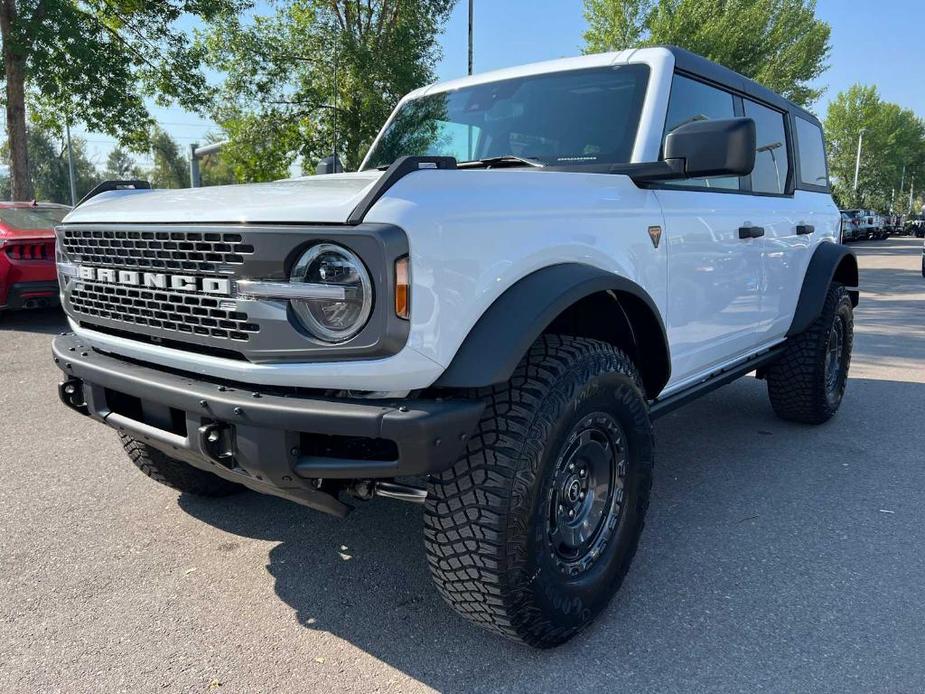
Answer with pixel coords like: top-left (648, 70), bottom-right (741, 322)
top-left (566, 478), bottom-right (582, 503)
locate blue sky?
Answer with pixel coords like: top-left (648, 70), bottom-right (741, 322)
top-left (77, 0), bottom-right (925, 168)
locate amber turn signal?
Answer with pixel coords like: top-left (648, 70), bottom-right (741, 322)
top-left (395, 256), bottom-right (410, 319)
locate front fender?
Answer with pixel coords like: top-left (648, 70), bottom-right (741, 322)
top-left (434, 263), bottom-right (669, 390)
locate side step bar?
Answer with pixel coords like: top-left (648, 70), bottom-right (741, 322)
top-left (649, 346), bottom-right (786, 420)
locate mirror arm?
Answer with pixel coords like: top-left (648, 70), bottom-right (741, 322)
top-left (609, 159), bottom-right (687, 183)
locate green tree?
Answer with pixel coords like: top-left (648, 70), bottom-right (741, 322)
top-left (201, 0), bottom-right (455, 177)
top-left (1, 124), bottom-right (99, 203)
top-left (824, 84), bottom-right (925, 211)
top-left (582, 0), bottom-right (831, 106)
top-left (583, 0), bottom-right (652, 51)
top-left (103, 146), bottom-right (142, 180)
top-left (147, 127), bottom-right (189, 189)
top-left (0, 0), bottom-right (250, 201)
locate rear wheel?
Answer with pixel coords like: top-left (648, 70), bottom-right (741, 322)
top-left (766, 284), bottom-right (853, 424)
top-left (424, 335), bottom-right (653, 648)
top-left (120, 434), bottom-right (244, 497)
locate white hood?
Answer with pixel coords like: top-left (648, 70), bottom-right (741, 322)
top-left (63, 171), bottom-right (384, 225)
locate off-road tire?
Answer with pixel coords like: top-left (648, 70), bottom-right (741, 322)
top-left (766, 283), bottom-right (853, 424)
top-left (423, 335), bottom-right (654, 648)
top-left (120, 434), bottom-right (243, 496)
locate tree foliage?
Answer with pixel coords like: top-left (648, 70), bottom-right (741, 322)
top-left (1, 124), bottom-right (99, 204)
top-left (582, 0), bottom-right (830, 106)
top-left (103, 146), bottom-right (142, 180)
top-left (1, 0), bottom-right (251, 198)
top-left (201, 0), bottom-right (455, 178)
top-left (147, 127), bottom-right (189, 189)
top-left (823, 85), bottom-right (925, 211)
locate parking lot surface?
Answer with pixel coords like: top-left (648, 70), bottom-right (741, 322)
top-left (1, 237), bottom-right (923, 693)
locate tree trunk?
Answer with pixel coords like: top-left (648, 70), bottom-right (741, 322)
top-left (0, 0), bottom-right (34, 201)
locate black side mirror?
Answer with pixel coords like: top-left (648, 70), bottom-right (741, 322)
top-left (664, 117), bottom-right (756, 179)
top-left (619, 117), bottom-right (756, 183)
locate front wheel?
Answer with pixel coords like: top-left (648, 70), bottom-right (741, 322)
top-left (120, 434), bottom-right (244, 497)
top-left (424, 336), bottom-right (654, 648)
top-left (766, 284), bottom-right (853, 424)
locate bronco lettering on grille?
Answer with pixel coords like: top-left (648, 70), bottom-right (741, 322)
top-left (77, 265), bottom-right (232, 296)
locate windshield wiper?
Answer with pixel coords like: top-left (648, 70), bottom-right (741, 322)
top-left (373, 154), bottom-right (546, 172)
top-left (458, 155), bottom-right (546, 169)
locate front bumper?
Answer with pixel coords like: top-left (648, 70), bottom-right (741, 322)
top-left (53, 334), bottom-right (484, 516)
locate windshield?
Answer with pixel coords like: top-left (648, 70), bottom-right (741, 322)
top-left (0, 207), bottom-right (68, 230)
top-left (363, 64), bottom-right (650, 170)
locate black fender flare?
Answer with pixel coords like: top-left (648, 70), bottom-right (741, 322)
top-left (433, 263), bottom-right (670, 392)
top-left (787, 242), bottom-right (859, 337)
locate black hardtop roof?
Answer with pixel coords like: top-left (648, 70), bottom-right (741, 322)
top-left (661, 46), bottom-right (821, 127)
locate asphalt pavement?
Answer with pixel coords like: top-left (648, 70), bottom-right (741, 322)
top-left (1, 237), bottom-right (923, 693)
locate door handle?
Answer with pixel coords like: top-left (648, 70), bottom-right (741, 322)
top-left (796, 224), bottom-right (815, 235)
top-left (738, 226), bottom-right (765, 239)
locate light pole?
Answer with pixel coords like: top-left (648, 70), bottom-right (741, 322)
top-left (189, 140), bottom-right (229, 188)
top-left (332, 33), bottom-right (338, 164)
top-left (909, 173), bottom-right (915, 214)
top-left (852, 126), bottom-right (866, 195)
top-left (466, 0), bottom-right (474, 159)
top-left (65, 121), bottom-right (77, 206)
top-left (757, 141), bottom-right (783, 193)
top-left (467, 0), bottom-right (474, 76)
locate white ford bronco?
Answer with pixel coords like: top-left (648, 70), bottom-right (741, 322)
top-left (54, 47), bottom-right (858, 647)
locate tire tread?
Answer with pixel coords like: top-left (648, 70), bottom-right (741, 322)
top-left (423, 335), bottom-right (652, 647)
top-left (767, 283), bottom-right (853, 424)
top-left (120, 434), bottom-right (242, 497)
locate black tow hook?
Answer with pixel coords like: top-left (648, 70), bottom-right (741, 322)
top-left (197, 422), bottom-right (236, 468)
top-left (59, 378), bottom-right (89, 415)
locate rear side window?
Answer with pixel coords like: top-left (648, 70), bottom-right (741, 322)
top-left (662, 74), bottom-right (739, 190)
top-left (744, 99), bottom-right (789, 194)
top-left (794, 116), bottom-right (829, 188)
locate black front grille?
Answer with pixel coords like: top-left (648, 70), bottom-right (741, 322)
top-left (69, 281), bottom-right (260, 342)
top-left (60, 228), bottom-right (254, 273)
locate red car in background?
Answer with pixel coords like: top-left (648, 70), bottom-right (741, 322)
top-left (0, 202), bottom-right (70, 317)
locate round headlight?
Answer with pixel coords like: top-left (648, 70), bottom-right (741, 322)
top-left (290, 243), bottom-right (373, 342)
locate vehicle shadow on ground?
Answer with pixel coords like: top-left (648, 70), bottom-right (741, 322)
top-left (0, 306), bottom-right (68, 334)
top-left (178, 374), bottom-right (925, 692)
